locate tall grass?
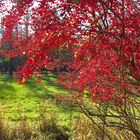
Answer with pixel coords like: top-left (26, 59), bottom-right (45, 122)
top-left (72, 115), bottom-right (137, 140)
top-left (0, 103), bottom-right (69, 140)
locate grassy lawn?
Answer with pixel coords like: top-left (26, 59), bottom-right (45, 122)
top-left (0, 74), bottom-right (139, 140)
top-left (0, 74), bottom-right (79, 129)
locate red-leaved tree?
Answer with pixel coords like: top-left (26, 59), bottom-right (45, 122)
top-left (0, 0), bottom-right (140, 139)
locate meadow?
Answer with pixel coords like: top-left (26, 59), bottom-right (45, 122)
top-left (0, 74), bottom-right (139, 140)
top-left (0, 73), bottom-right (82, 139)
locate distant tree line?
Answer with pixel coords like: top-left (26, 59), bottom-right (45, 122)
top-left (0, 56), bottom-right (26, 78)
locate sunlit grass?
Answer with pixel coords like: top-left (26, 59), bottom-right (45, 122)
top-left (0, 73), bottom-right (78, 129)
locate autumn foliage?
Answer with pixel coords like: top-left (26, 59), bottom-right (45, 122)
top-left (0, 0), bottom-right (140, 103)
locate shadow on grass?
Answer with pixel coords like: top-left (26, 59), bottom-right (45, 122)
top-left (25, 75), bottom-right (79, 113)
top-left (0, 81), bottom-right (16, 100)
top-left (25, 74), bottom-right (66, 98)
top-left (0, 74), bottom-right (80, 114)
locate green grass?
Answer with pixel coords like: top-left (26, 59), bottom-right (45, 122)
top-left (0, 73), bottom-right (79, 128)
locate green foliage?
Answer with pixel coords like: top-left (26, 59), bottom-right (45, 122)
top-left (73, 0), bottom-right (79, 4)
